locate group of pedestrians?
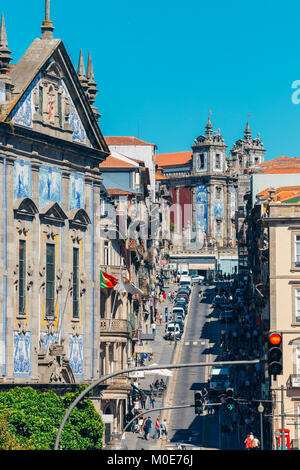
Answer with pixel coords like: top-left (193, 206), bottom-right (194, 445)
top-left (244, 432), bottom-right (261, 450)
top-left (138, 416), bottom-right (169, 441)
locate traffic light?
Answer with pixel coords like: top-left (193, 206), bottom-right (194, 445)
top-left (267, 332), bottom-right (283, 379)
top-left (225, 388), bottom-right (235, 412)
top-left (194, 391), bottom-right (203, 415)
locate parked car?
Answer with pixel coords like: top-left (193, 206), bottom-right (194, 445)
top-left (173, 307), bottom-right (185, 317)
top-left (177, 293), bottom-right (189, 301)
top-left (175, 303), bottom-right (188, 314)
top-left (177, 288), bottom-right (190, 297)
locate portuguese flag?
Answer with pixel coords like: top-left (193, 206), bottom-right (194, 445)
top-left (100, 270), bottom-right (118, 288)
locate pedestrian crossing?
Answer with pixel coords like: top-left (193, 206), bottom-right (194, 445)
top-left (184, 340), bottom-right (207, 346)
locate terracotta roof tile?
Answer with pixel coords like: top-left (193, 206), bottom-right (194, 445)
top-left (257, 186), bottom-right (300, 203)
top-left (100, 155), bottom-right (136, 168)
top-left (156, 151), bottom-right (193, 167)
top-left (105, 136), bottom-right (157, 148)
top-left (256, 156), bottom-right (300, 174)
top-left (106, 188), bottom-right (134, 196)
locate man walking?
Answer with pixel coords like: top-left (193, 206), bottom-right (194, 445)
top-left (144, 416), bottom-right (153, 440)
top-left (160, 418), bottom-right (168, 440)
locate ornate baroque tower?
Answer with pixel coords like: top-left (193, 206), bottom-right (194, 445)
top-left (192, 118), bottom-right (237, 248)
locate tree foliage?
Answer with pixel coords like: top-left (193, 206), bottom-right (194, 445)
top-left (0, 386), bottom-right (105, 450)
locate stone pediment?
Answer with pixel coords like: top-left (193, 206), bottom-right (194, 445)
top-left (4, 39), bottom-right (109, 155)
top-left (68, 208), bottom-right (91, 229)
top-left (39, 202), bottom-right (68, 224)
top-left (13, 197), bottom-right (39, 219)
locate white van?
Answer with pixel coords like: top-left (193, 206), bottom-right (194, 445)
top-left (209, 367), bottom-right (231, 394)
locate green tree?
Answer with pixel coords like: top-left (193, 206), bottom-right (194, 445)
top-left (0, 387), bottom-right (105, 450)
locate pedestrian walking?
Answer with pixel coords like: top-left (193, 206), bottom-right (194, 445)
top-left (134, 398), bottom-right (140, 415)
top-left (160, 418), bottom-right (168, 440)
top-left (151, 322), bottom-right (157, 336)
top-left (150, 391), bottom-right (155, 409)
top-left (155, 417), bottom-right (161, 439)
top-left (140, 393), bottom-right (146, 409)
top-left (244, 434), bottom-right (253, 450)
top-left (143, 416), bottom-right (152, 440)
top-left (138, 416), bottom-right (144, 434)
top-left (252, 436), bottom-right (260, 450)
top-left (159, 314), bottom-right (162, 326)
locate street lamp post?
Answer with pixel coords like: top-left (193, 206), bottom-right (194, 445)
top-left (258, 402), bottom-right (264, 450)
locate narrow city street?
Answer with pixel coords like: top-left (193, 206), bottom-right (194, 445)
top-left (165, 282), bottom-right (249, 450)
top-left (167, 283), bottom-right (220, 449)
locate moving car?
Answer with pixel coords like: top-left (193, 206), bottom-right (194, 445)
top-left (165, 322), bottom-right (181, 341)
top-left (175, 320), bottom-right (184, 334)
top-left (209, 367), bottom-right (231, 394)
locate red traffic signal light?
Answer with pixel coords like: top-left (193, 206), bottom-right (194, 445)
top-left (269, 333), bottom-right (282, 346)
top-left (267, 332), bottom-right (283, 378)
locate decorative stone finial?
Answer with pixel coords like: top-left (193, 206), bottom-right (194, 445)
top-left (86, 52), bottom-right (99, 109)
top-left (0, 14), bottom-right (13, 77)
top-left (244, 122), bottom-right (252, 141)
top-left (41, 0), bottom-right (54, 40)
top-left (77, 49), bottom-right (89, 93)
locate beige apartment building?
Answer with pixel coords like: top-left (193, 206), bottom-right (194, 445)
top-left (250, 188), bottom-right (300, 449)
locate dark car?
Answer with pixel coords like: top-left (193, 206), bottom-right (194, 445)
top-left (176, 298), bottom-right (188, 307)
top-left (177, 293), bottom-right (189, 301)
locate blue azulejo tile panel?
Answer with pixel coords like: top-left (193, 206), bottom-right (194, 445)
top-left (14, 159), bottom-right (32, 200)
top-left (69, 335), bottom-right (84, 376)
top-left (62, 82), bottom-right (87, 145)
top-left (11, 75), bottom-right (39, 129)
top-left (39, 332), bottom-right (59, 355)
top-left (39, 165), bottom-right (62, 210)
top-left (69, 173), bottom-right (85, 210)
top-left (13, 331), bottom-right (31, 377)
top-left (196, 185), bottom-right (208, 233)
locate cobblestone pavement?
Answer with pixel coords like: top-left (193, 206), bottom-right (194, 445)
top-left (125, 282), bottom-right (179, 450)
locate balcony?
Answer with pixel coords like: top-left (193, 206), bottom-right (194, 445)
top-left (100, 319), bottom-right (129, 336)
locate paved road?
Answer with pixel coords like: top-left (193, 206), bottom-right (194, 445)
top-left (168, 283), bottom-right (222, 449)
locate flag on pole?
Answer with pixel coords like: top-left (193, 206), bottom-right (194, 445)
top-left (100, 270), bottom-right (118, 288)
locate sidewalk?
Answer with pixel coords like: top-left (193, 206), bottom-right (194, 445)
top-left (125, 282), bottom-right (179, 450)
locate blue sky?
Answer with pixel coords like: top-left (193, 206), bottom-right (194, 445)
top-left (4, 0), bottom-right (300, 159)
